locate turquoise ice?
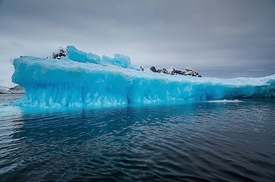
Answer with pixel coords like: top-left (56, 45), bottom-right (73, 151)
top-left (12, 46), bottom-right (275, 108)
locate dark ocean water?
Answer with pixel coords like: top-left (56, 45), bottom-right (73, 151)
top-left (0, 94), bottom-right (275, 182)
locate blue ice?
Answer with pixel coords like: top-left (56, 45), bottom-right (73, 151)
top-left (12, 46), bottom-right (275, 108)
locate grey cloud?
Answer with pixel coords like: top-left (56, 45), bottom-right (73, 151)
top-left (0, 0), bottom-right (275, 80)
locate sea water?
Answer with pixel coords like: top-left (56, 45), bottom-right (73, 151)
top-left (0, 94), bottom-right (275, 181)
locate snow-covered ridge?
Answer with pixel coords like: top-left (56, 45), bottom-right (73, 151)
top-left (12, 46), bottom-right (275, 108)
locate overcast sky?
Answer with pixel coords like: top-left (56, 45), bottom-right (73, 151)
top-left (1, 0), bottom-right (275, 85)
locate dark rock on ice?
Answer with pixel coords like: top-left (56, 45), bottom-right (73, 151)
top-left (162, 68), bottom-right (169, 74)
top-left (150, 66), bottom-right (201, 77)
top-left (150, 66), bottom-right (157, 73)
top-left (49, 48), bottom-right (68, 60)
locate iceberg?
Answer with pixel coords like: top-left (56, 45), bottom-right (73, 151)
top-left (12, 46), bottom-right (275, 109)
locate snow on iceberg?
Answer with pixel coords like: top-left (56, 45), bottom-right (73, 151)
top-left (12, 46), bottom-right (275, 108)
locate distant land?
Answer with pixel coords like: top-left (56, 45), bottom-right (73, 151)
top-left (0, 85), bottom-right (25, 94)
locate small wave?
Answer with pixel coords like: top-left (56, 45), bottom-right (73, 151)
top-left (208, 99), bottom-right (243, 103)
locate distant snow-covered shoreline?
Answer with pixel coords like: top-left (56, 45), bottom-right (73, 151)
top-left (0, 85), bottom-right (25, 94)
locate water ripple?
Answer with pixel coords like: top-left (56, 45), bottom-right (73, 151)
top-left (0, 97), bottom-right (275, 181)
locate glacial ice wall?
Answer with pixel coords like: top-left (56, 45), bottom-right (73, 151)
top-left (12, 46), bottom-right (275, 108)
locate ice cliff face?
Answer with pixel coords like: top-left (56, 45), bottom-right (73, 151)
top-left (12, 46), bottom-right (275, 109)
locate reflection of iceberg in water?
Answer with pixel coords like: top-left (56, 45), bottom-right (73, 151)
top-left (12, 46), bottom-right (275, 109)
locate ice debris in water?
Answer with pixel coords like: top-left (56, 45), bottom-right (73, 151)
top-left (12, 45), bottom-right (275, 109)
